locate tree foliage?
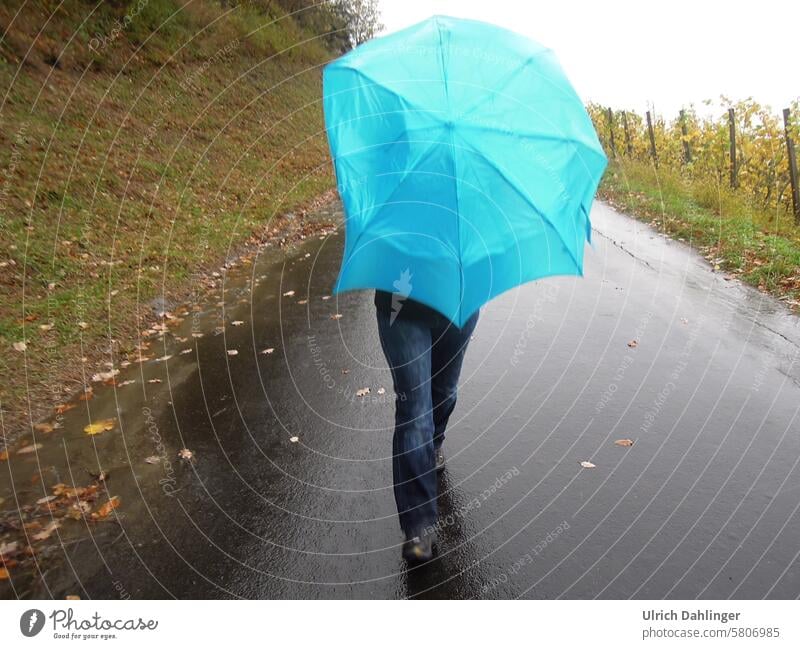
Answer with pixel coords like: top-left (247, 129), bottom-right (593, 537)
top-left (215, 0), bottom-right (382, 53)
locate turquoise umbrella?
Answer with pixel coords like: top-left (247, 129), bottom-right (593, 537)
top-left (323, 15), bottom-right (607, 327)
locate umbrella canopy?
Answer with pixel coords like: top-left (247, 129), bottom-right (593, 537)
top-left (323, 15), bottom-right (607, 327)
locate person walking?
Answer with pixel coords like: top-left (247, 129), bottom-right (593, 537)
top-left (374, 288), bottom-right (479, 563)
top-left (324, 16), bottom-right (607, 564)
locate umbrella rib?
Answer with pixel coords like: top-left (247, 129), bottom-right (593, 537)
top-left (434, 17), bottom-right (464, 324)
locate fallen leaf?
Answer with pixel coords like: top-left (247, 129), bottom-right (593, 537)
top-left (377, 388), bottom-right (386, 395)
top-left (614, 439), bottom-right (635, 447)
top-left (13, 341), bottom-right (27, 352)
top-left (90, 470), bottom-right (110, 483)
top-left (32, 521), bottom-right (61, 541)
top-left (231, 320), bottom-right (245, 326)
top-left (147, 378), bottom-right (162, 384)
top-left (0, 541), bottom-right (18, 558)
top-left (34, 422), bottom-right (54, 433)
top-left (627, 340), bottom-right (638, 348)
top-left (70, 501), bottom-right (91, 516)
top-left (191, 332), bottom-right (204, 338)
top-left (356, 387), bottom-right (371, 397)
top-left (321, 295), bottom-right (331, 301)
top-left (154, 355), bottom-right (173, 362)
top-left (54, 403), bottom-right (76, 414)
top-left (289, 436), bottom-right (299, 443)
top-left (83, 419), bottom-right (116, 435)
top-left (17, 444), bottom-right (43, 455)
top-left (0, 567), bottom-right (9, 580)
top-left (144, 455), bottom-right (160, 464)
top-left (92, 369), bottom-right (119, 382)
top-left (117, 379), bottom-right (136, 386)
top-left (180, 348), bottom-right (192, 355)
top-left (91, 496), bottom-right (120, 520)
top-left (78, 388), bottom-right (94, 401)
top-left (341, 369), bottom-right (349, 375)
top-left (330, 313), bottom-right (343, 320)
top-left (65, 595), bottom-right (80, 600)
top-left (0, 450), bottom-right (8, 461)
top-left (261, 348), bottom-right (274, 355)
top-left (226, 349), bottom-right (238, 356)
top-left (178, 448), bottom-right (193, 461)
top-left (77, 321), bottom-right (89, 330)
top-left (297, 299), bottom-right (308, 305)
top-left (579, 461), bottom-right (596, 469)
top-left (36, 495), bottom-right (57, 505)
top-left (39, 323), bottom-right (54, 331)
top-left (283, 290), bottom-right (295, 297)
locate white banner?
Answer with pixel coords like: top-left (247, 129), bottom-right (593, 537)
top-left (1, 600), bottom-right (797, 647)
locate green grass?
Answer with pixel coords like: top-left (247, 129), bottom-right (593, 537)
top-left (599, 158), bottom-right (800, 308)
top-left (0, 0), bottom-right (335, 434)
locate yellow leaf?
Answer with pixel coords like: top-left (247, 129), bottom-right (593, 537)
top-left (84, 419), bottom-right (116, 435)
top-left (91, 496), bottom-right (121, 520)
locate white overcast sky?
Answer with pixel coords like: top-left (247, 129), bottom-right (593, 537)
top-left (378, 0), bottom-right (798, 119)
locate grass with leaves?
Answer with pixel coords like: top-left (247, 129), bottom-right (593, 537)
top-left (0, 1), bottom-right (336, 438)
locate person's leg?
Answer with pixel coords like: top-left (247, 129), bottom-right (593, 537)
top-left (430, 310), bottom-right (480, 450)
top-left (375, 308), bottom-right (437, 537)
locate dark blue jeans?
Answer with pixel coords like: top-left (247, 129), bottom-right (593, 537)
top-left (376, 306), bottom-right (479, 536)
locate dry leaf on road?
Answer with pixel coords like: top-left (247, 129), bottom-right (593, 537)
top-left (32, 521), bottom-right (61, 541)
top-left (614, 439), bottom-right (635, 447)
top-left (356, 387), bottom-right (371, 397)
top-left (17, 444), bottom-right (43, 455)
top-left (579, 460), bottom-right (596, 468)
top-left (91, 496), bottom-right (120, 520)
top-left (84, 419), bottom-right (116, 436)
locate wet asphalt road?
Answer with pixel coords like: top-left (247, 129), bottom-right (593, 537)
top-left (3, 200), bottom-right (800, 599)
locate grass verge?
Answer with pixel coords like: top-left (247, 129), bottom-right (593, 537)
top-left (599, 158), bottom-right (800, 311)
top-left (0, 1), bottom-right (336, 442)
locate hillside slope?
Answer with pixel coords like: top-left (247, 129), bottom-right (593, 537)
top-left (0, 1), bottom-right (336, 439)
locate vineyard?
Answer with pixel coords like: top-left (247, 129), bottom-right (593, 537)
top-left (587, 99), bottom-right (800, 310)
top-left (589, 99), bottom-right (800, 225)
